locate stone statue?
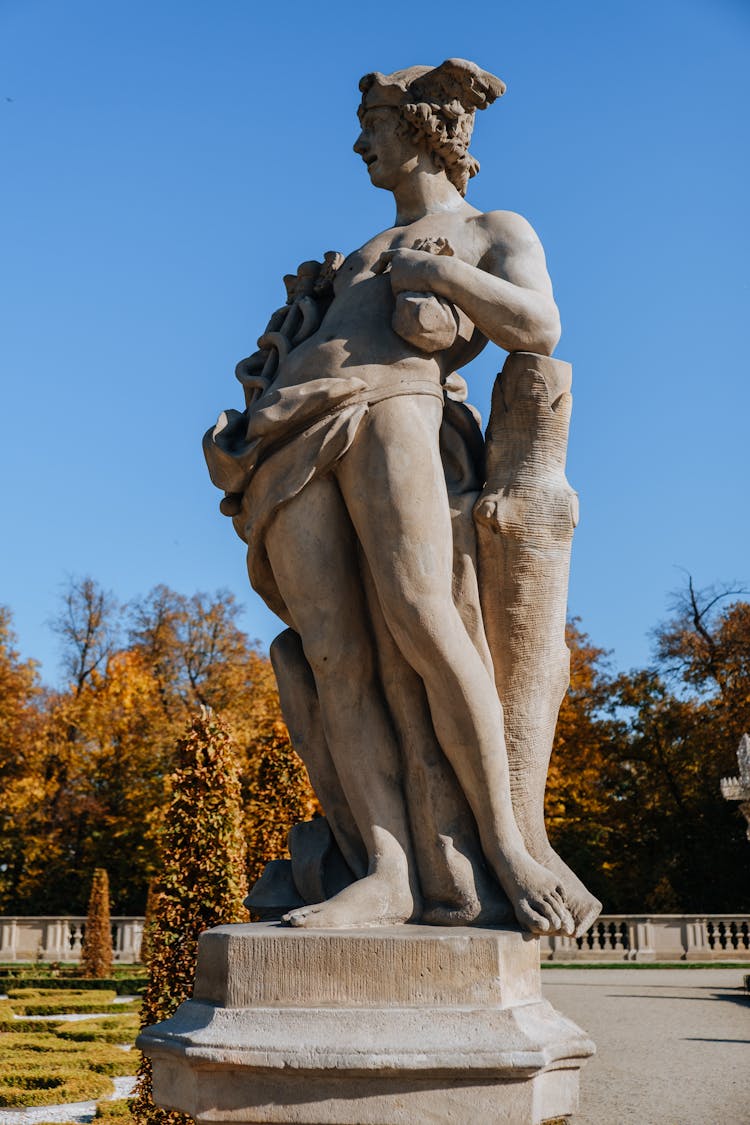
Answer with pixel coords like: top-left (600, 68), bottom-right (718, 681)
top-left (721, 733), bottom-right (750, 839)
top-left (142, 60), bottom-right (598, 1123)
top-left (204, 58), bottom-right (601, 939)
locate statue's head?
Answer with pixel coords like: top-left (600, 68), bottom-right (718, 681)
top-left (356, 58), bottom-right (505, 196)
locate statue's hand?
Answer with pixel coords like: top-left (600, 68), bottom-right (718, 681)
top-left (392, 292), bottom-right (458, 353)
top-left (373, 247), bottom-right (441, 294)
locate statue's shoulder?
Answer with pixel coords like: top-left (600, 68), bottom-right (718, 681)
top-left (475, 209), bottom-right (544, 253)
top-left (473, 211), bottom-right (551, 288)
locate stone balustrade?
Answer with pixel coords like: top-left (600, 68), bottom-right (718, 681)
top-left (1, 913), bottom-right (748, 963)
top-left (541, 914), bottom-right (750, 961)
top-left (0, 916), bottom-right (144, 963)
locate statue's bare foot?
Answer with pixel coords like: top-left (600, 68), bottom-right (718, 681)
top-left (282, 872), bottom-right (416, 929)
top-left (544, 850), bottom-right (602, 937)
top-left (423, 893), bottom-right (513, 928)
top-left (522, 834), bottom-right (602, 936)
top-left (422, 864), bottom-right (513, 927)
top-left (503, 853), bottom-right (577, 936)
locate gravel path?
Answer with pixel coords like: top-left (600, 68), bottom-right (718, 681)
top-left (543, 967), bottom-right (750, 1124)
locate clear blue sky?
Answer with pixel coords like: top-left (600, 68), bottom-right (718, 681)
top-left (1, 0), bottom-right (748, 683)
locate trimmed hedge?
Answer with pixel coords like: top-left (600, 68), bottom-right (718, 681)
top-left (0, 1019), bottom-right (63, 1033)
top-left (5, 987), bottom-right (116, 1001)
top-left (0, 989), bottom-right (140, 1017)
top-left (96, 1101), bottom-right (136, 1120)
top-left (0, 1028), bottom-right (138, 1107)
top-left (0, 964), bottom-right (143, 978)
top-left (1, 976), bottom-right (146, 994)
top-left (57, 1014), bottom-right (140, 1044)
top-left (0, 1070), bottom-right (114, 1107)
top-left (81, 869), bottom-right (114, 979)
top-left (0, 977), bottom-right (140, 1108)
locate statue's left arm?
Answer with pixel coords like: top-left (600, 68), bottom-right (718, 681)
top-left (380, 212), bottom-right (561, 356)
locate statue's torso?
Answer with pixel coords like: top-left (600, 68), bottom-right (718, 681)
top-left (271, 208), bottom-right (490, 397)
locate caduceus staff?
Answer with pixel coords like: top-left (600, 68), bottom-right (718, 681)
top-left (235, 251), bottom-right (345, 411)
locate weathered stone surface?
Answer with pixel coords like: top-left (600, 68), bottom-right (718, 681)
top-left (138, 923), bottom-right (594, 1124)
top-left (142, 56), bottom-right (602, 1124)
top-left (202, 57), bottom-right (600, 941)
top-left (193, 922), bottom-right (541, 1010)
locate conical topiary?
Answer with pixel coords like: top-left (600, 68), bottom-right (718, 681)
top-left (133, 708), bottom-right (248, 1124)
top-left (80, 867), bottom-right (113, 979)
top-left (138, 878), bottom-right (159, 968)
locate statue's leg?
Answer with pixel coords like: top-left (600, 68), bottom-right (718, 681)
top-left (358, 553), bottom-right (511, 926)
top-left (269, 629), bottom-right (368, 881)
top-left (474, 352), bottom-right (602, 934)
top-left (336, 395), bottom-right (575, 936)
top-left (263, 474), bottom-right (421, 928)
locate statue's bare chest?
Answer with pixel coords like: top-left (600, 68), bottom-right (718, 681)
top-left (338, 215), bottom-right (482, 287)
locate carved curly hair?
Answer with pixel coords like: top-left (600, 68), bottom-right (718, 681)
top-left (395, 99), bottom-right (479, 196)
top-left (359, 59), bottom-right (505, 197)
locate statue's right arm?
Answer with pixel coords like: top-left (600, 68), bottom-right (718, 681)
top-left (381, 212), bottom-right (561, 356)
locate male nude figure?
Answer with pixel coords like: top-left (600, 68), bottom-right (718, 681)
top-left (206, 60), bottom-right (582, 935)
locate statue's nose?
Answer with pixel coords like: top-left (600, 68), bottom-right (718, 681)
top-left (353, 133), bottom-right (367, 156)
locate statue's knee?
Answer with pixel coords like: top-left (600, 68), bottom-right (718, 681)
top-left (302, 631), bottom-right (374, 682)
top-left (384, 595), bottom-right (452, 672)
top-left (270, 628), bottom-right (311, 686)
top-left (270, 628), bottom-right (303, 670)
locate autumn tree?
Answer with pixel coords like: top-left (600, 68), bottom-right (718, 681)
top-left (603, 580), bottom-right (750, 912)
top-left (133, 710), bottom-right (248, 1124)
top-left (5, 645), bottom-right (170, 915)
top-left (80, 867), bottom-right (113, 978)
top-left (51, 576), bottom-right (119, 695)
top-left (127, 584), bottom-right (283, 747)
top-left (655, 577), bottom-right (750, 748)
top-left (0, 607), bottom-right (42, 911)
top-left (127, 584), bottom-right (314, 893)
top-left (545, 620), bottom-right (623, 908)
top-left (546, 585), bottom-right (750, 914)
top-left (1, 578), bottom-right (299, 916)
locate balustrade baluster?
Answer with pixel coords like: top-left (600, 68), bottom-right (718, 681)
top-left (0, 914), bottom-right (748, 964)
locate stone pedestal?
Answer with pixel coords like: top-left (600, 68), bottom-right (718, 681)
top-left (138, 922), bottom-right (594, 1124)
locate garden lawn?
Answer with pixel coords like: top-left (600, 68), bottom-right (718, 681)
top-left (0, 992), bottom-right (140, 1109)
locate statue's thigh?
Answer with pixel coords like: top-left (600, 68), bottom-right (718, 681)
top-left (337, 396), bottom-right (454, 592)
top-left (264, 474), bottom-right (367, 632)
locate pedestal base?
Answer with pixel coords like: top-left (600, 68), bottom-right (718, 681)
top-left (138, 922), bottom-right (594, 1124)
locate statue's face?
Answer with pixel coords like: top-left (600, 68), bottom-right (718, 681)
top-left (353, 106), bottom-right (421, 191)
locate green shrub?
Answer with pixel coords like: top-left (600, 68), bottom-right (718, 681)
top-left (11, 990), bottom-right (119, 1015)
top-left (133, 711), bottom-right (248, 1124)
top-left (0, 1019), bottom-right (63, 1033)
top-left (0, 1034), bottom-right (137, 1106)
top-left (0, 1040), bottom-right (134, 1069)
top-left (2, 1075), bottom-right (66, 1091)
top-left (6, 987), bottom-right (116, 1001)
top-left (1, 976), bottom-right (145, 993)
top-left (57, 1014), bottom-right (139, 1044)
top-left (89, 1056), bottom-right (138, 1078)
top-left (0, 1031), bottom-right (71, 1051)
top-left (21, 1000), bottom-right (139, 1015)
top-left (1, 988), bottom-right (142, 1018)
top-left (81, 868), bottom-right (114, 979)
top-left (0, 1070), bottom-right (113, 1107)
top-left (96, 1100), bottom-right (136, 1120)
top-left (0, 964), bottom-right (144, 979)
